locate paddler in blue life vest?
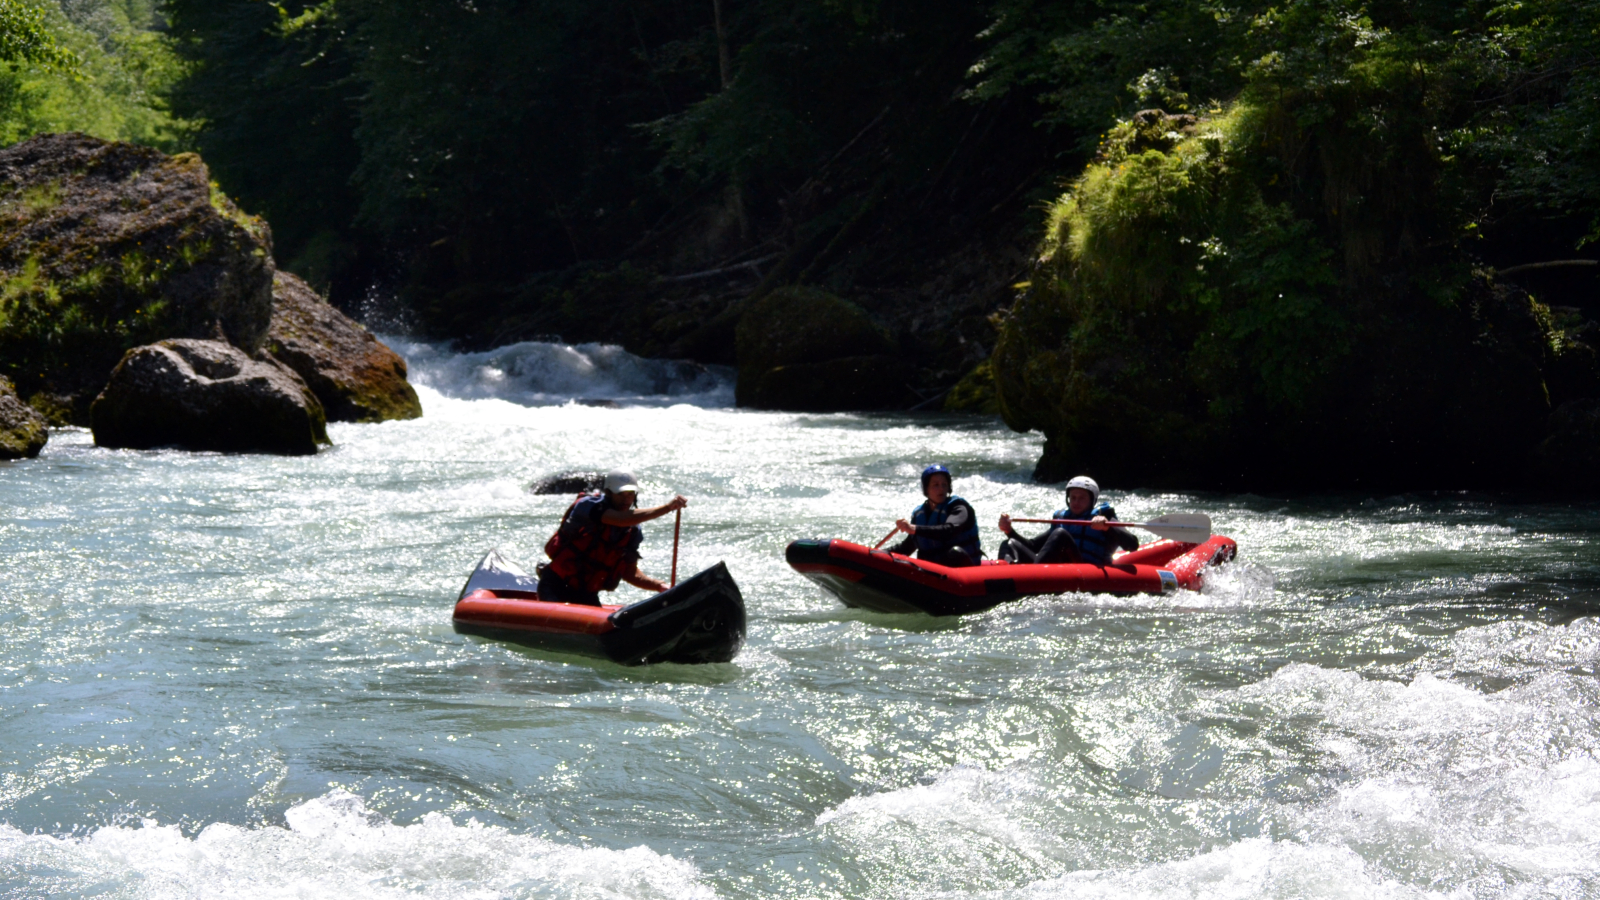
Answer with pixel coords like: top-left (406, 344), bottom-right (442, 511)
top-left (535, 470), bottom-right (688, 605)
top-left (884, 464), bottom-right (982, 567)
top-left (996, 475), bottom-right (1137, 566)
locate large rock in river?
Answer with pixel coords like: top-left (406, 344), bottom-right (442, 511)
top-left (1534, 399), bottom-right (1600, 491)
top-left (0, 375), bottom-right (47, 460)
top-left (91, 339), bottom-right (328, 455)
top-left (265, 271), bottom-right (422, 422)
top-left (0, 133), bottom-right (274, 422)
top-left (734, 286), bottom-right (907, 410)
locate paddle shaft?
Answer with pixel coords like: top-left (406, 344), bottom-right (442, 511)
top-left (872, 527), bottom-right (901, 550)
top-left (1008, 514), bottom-right (1211, 543)
top-left (1012, 518), bottom-right (1142, 527)
top-left (670, 509), bottom-right (681, 588)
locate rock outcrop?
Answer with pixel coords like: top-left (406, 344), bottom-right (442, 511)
top-left (1535, 399), bottom-right (1600, 491)
top-left (734, 286), bottom-right (907, 410)
top-left (0, 133), bottom-right (274, 422)
top-left (0, 375), bottom-right (47, 460)
top-left (91, 339), bottom-right (328, 455)
top-left (993, 104), bottom-right (1558, 490)
top-left (265, 271), bottom-right (422, 422)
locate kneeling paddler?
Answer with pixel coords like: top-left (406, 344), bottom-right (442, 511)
top-left (536, 470), bottom-right (687, 606)
top-left (884, 464), bottom-right (981, 568)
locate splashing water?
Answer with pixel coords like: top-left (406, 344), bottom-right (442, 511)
top-left (2, 338), bottom-right (1598, 899)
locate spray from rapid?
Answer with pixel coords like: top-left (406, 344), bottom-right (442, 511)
top-left (390, 338), bottom-right (733, 407)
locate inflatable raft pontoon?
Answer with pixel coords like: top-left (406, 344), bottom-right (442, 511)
top-left (453, 550), bottom-right (746, 664)
top-left (785, 535), bottom-right (1237, 616)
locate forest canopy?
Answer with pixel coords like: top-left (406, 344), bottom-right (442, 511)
top-left (0, 0), bottom-right (1596, 356)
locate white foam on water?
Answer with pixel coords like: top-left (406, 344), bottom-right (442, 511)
top-left (958, 837), bottom-right (1427, 900)
top-left (815, 764), bottom-right (1074, 890)
top-left (1227, 659), bottom-right (1600, 892)
top-left (0, 790), bottom-right (715, 900)
top-left (391, 338), bottom-right (733, 408)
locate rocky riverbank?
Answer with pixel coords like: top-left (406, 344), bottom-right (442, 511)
top-left (0, 134), bottom-right (420, 454)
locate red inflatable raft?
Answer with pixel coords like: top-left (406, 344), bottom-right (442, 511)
top-left (785, 535), bottom-right (1237, 616)
top-left (452, 550), bottom-right (745, 664)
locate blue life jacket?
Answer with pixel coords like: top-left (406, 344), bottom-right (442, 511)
top-left (1052, 501), bottom-right (1117, 566)
top-left (911, 495), bottom-right (981, 558)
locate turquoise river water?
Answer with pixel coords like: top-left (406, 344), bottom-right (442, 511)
top-left (2, 338), bottom-right (1598, 899)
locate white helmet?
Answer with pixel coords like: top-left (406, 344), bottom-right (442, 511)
top-left (1065, 475), bottom-right (1099, 505)
top-left (603, 470), bottom-right (640, 494)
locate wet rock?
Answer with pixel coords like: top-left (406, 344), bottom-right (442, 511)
top-left (0, 375), bottom-right (47, 460)
top-left (0, 133), bottom-right (275, 422)
top-left (739, 354), bottom-right (906, 412)
top-left (265, 271), bottom-right (422, 422)
top-left (1535, 399), bottom-right (1600, 491)
top-left (734, 286), bottom-right (905, 409)
top-left (91, 339), bottom-right (328, 455)
top-left (530, 471), bottom-right (605, 494)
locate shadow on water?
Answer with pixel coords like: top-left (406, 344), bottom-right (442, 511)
top-left (454, 636), bottom-right (746, 685)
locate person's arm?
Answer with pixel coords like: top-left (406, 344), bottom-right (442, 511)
top-left (619, 558), bottom-right (669, 592)
top-left (998, 514), bottom-right (1048, 549)
top-left (903, 501), bottom-right (972, 539)
top-left (601, 494), bottom-right (687, 527)
top-left (883, 534), bottom-right (916, 555)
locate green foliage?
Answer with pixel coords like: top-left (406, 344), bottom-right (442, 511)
top-left (0, 1), bottom-right (190, 149)
top-left (991, 0), bottom-right (1567, 486)
top-left (0, 0), bottom-right (75, 70)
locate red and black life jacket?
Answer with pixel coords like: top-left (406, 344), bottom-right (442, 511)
top-left (543, 493), bottom-right (642, 592)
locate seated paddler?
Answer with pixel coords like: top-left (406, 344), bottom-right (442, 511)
top-left (536, 470), bottom-right (687, 605)
top-left (884, 464), bottom-right (981, 568)
top-left (997, 475), bottom-right (1137, 566)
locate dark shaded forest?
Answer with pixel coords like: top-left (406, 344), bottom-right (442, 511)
top-left (3, 0), bottom-right (1599, 485)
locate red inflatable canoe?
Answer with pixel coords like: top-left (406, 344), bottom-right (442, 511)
top-left (785, 535), bottom-right (1238, 616)
top-left (452, 550), bottom-right (746, 664)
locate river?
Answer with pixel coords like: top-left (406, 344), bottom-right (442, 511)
top-left (2, 338), bottom-right (1597, 899)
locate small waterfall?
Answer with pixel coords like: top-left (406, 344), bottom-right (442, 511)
top-left (387, 338), bottom-right (734, 407)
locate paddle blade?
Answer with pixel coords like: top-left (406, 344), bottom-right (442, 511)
top-left (1140, 513), bottom-right (1211, 543)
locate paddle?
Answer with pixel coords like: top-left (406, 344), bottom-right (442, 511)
top-left (670, 508), bottom-right (682, 588)
top-left (872, 527), bottom-right (900, 550)
top-left (1009, 512), bottom-right (1212, 544)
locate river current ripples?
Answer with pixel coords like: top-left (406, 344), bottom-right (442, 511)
top-left (2, 339), bottom-right (1598, 899)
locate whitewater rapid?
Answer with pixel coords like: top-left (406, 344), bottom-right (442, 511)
top-left (1, 339), bottom-right (1596, 899)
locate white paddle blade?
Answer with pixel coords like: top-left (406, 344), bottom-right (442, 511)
top-left (1139, 513), bottom-right (1212, 543)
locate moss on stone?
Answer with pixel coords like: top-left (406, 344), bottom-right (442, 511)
top-left (734, 285), bottom-right (896, 408)
top-left (944, 358), bottom-right (1000, 414)
top-left (994, 103), bottom-right (1556, 489)
top-left (0, 134), bottom-right (275, 420)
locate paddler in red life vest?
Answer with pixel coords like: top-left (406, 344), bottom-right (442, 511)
top-left (996, 475), bottom-right (1137, 565)
top-left (535, 470), bottom-right (688, 606)
top-left (884, 464), bottom-right (982, 568)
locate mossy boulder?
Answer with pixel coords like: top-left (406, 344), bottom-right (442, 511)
top-left (91, 339), bottom-right (328, 455)
top-left (265, 271), bottom-right (422, 422)
top-left (0, 375), bottom-right (47, 460)
top-left (1535, 400), bottom-right (1600, 490)
top-left (993, 103), bottom-right (1555, 490)
top-left (739, 355), bottom-right (905, 412)
top-left (0, 133), bottom-right (274, 422)
top-left (734, 286), bottom-right (904, 409)
top-left (944, 359), bottom-right (1000, 414)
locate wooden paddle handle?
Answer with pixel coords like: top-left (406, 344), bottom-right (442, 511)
top-left (670, 508), bottom-right (681, 588)
top-left (872, 526), bottom-right (900, 550)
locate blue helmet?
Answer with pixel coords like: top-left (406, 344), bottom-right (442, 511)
top-left (920, 464), bottom-right (952, 495)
